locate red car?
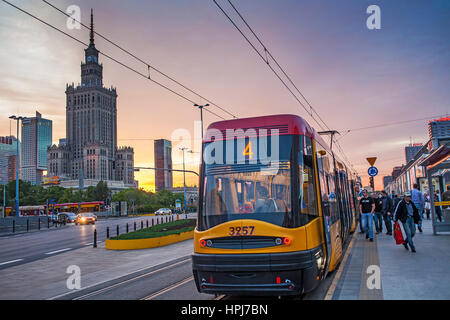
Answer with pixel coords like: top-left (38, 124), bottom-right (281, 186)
top-left (75, 213), bottom-right (96, 225)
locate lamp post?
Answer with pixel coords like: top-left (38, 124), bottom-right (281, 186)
top-left (9, 115), bottom-right (24, 217)
top-left (179, 147), bottom-right (189, 215)
top-left (2, 182), bottom-right (5, 218)
top-left (193, 104), bottom-right (209, 143)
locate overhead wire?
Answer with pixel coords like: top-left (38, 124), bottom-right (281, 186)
top-left (41, 0), bottom-right (237, 120)
top-left (1, 0), bottom-right (226, 120)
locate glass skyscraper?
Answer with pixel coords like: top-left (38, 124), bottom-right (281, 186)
top-left (21, 111), bottom-right (52, 185)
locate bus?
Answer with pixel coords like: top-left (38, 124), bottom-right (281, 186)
top-left (192, 114), bottom-right (359, 296)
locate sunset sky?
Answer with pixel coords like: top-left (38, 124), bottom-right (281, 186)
top-left (0, 0), bottom-right (449, 191)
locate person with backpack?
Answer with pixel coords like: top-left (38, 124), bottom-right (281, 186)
top-left (394, 191), bottom-right (421, 252)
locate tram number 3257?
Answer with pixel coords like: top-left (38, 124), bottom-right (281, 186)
top-left (229, 226), bottom-right (255, 236)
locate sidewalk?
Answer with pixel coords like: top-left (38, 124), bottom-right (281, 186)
top-left (331, 219), bottom-right (450, 300)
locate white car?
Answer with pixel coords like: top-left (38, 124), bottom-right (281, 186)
top-left (155, 208), bottom-right (172, 215)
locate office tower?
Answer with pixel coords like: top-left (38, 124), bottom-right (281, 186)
top-left (154, 139), bottom-right (173, 192)
top-left (21, 112), bottom-right (52, 185)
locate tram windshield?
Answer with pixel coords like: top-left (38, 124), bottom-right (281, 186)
top-left (198, 135), bottom-right (318, 230)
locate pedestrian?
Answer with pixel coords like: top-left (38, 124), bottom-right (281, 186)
top-left (411, 184), bottom-right (425, 232)
top-left (359, 189), bottom-right (375, 241)
top-left (434, 190), bottom-right (443, 222)
top-left (442, 185), bottom-right (450, 210)
top-left (380, 190), bottom-right (393, 235)
top-left (394, 192), bottom-right (421, 253)
top-left (424, 193), bottom-right (431, 220)
top-left (373, 193), bottom-right (383, 234)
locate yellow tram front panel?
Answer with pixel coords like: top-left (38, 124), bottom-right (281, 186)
top-left (194, 218), bottom-right (327, 254)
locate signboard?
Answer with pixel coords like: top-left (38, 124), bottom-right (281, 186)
top-left (43, 176), bottom-right (60, 185)
top-left (175, 199), bottom-right (181, 209)
top-left (366, 157), bottom-right (377, 166)
top-left (368, 166), bottom-right (378, 177)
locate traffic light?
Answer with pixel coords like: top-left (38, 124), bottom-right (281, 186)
top-left (369, 176), bottom-right (374, 190)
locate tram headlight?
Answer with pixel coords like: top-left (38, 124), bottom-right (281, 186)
top-left (275, 238), bottom-right (283, 245)
top-left (199, 239), bottom-right (206, 247)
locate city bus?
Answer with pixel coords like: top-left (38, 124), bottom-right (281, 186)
top-left (192, 114), bottom-right (359, 296)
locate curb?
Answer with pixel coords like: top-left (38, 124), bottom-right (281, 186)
top-left (105, 230), bottom-right (194, 250)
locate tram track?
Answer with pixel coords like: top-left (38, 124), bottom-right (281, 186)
top-left (50, 256), bottom-right (192, 300)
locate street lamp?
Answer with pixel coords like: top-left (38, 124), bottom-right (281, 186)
top-left (179, 147), bottom-right (190, 215)
top-left (9, 115), bottom-right (24, 217)
top-left (193, 104), bottom-right (209, 143)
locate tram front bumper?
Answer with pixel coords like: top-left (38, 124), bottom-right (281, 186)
top-left (192, 248), bottom-right (322, 296)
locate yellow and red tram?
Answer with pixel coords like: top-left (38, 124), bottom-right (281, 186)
top-left (4, 201), bottom-right (104, 216)
top-left (192, 114), bottom-right (359, 296)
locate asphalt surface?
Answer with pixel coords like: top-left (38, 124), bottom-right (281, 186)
top-left (0, 214), bottom-right (195, 271)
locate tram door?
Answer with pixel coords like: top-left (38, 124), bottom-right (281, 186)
top-left (315, 146), bottom-right (333, 279)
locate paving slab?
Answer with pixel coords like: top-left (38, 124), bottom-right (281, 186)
top-left (0, 238), bottom-right (194, 300)
top-left (332, 218), bottom-right (450, 300)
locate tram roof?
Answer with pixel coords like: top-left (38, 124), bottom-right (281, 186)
top-left (205, 114), bottom-right (326, 144)
top-left (204, 114), bottom-right (358, 176)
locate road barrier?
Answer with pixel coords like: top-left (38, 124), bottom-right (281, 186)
top-left (105, 230), bottom-right (194, 250)
top-left (93, 229), bottom-right (97, 248)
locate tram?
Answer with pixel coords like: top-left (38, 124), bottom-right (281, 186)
top-left (192, 114), bottom-right (360, 296)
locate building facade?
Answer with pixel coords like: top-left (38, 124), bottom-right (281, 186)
top-left (429, 116), bottom-right (450, 149)
top-left (0, 136), bottom-right (19, 184)
top-left (21, 112), bottom-right (52, 185)
top-left (405, 143), bottom-right (422, 163)
top-left (46, 10), bottom-right (135, 191)
top-left (154, 139), bottom-right (173, 192)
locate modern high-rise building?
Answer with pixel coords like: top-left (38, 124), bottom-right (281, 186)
top-left (21, 112), bottom-right (52, 185)
top-left (405, 143), bottom-right (422, 163)
top-left (383, 176), bottom-right (393, 188)
top-left (46, 10), bottom-right (135, 190)
top-left (428, 116), bottom-right (450, 149)
top-left (154, 139), bottom-right (173, 192)
top-left (0, 136), bottom-right (19, 184)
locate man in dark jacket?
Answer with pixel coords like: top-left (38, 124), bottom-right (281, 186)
top-left (380, 190), bottom-right (393, 235)
top-left (394, 192), bottom-right (421, 252)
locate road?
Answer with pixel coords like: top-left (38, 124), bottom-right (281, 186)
top-left (0, 214), bottom-right (194, 271)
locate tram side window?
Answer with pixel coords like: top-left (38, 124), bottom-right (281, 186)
top-left (300, 136), bottom-right (318, 222)
top-left (316, 144), bottom-right (331, 217)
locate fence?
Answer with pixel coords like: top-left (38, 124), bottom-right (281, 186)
top-left (0, 216), bottom-right (58, 234)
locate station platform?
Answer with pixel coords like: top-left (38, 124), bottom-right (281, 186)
top-left (328, 218), bottom-right (450, 300)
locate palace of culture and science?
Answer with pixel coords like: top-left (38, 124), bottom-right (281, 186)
top-left (47, 11), bottom-right (136, 190)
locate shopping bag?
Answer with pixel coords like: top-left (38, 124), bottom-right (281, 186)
top-left (393, 221), bottom-right (404, 245)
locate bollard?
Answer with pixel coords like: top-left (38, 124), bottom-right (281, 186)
top-left (48, 217), bottom-right (50, 229)
top-left (107, 226), bottom-right (110, 239)
top-left (38, 217), bottom-right (40, 230)
top-left (126, 223), bottom-right (129, 233)
top-left (146, 220), bottom-right (148, 228)
top-left (117, 225), bottom-right (119, 237)
top-left (152, 219), bottom-right (154, 227)
top-left (13, 220), bottom-right (15, 233)
top-left (93, 229), bottom-right (97, 248)
top-left (134, 221), bottom-right (136, 231)
top-left (157, 218), bottom-right (159, 224)
top-left (27, 218), bottom-right (29, 232)
top-left (141, 220), bottom-right (143, 229)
